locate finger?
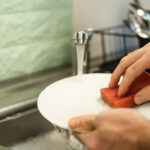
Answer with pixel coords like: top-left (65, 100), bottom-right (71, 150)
top-left (109, 49), bottom-right (144, 88)
top-left (68, 115), bottom-right (96, 131)
top-left (118, 55), bottom-right (147, 97)
top-left (74, 131), bottom-right (100, 149)
top-left (134, 85), bottom-right (150, 105)
top-left (74, 132), bottom-right (95, 145)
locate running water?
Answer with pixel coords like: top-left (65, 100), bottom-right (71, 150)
top-left (11, 127), bottom-right (86, 150)
top-left (54, 125), bottom-right (87, 150)
top-left (76, 44), bottom-right (85, 76)
top-left (11, 130), bottom-right (71, 150)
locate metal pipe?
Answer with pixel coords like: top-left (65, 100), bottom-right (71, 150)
top-left (101, 33), bottom-right (106, 62)
top-left (123, 35), bottom-right (128, 55)
top-left (0, 99), bottom-right (37, 119)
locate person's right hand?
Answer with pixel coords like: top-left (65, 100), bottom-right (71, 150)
top-left (109, 43), bottom-right (150, 105)
top-left (69, 109), bottom-right (150, 150)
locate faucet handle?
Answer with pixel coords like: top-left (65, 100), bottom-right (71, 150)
top-left (74, 31), bottom-right (88, 45)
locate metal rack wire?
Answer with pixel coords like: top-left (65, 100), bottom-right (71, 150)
top-left (85, 25), bottom-right (139, 73)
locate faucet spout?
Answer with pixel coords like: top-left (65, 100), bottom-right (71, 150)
top-left (74, 31), bottom-right (88, 45)
top-left (73, 31), bottom-right (89, 75)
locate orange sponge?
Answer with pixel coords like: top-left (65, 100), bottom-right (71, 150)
top-left (101, 72), bottom-right (150, 108)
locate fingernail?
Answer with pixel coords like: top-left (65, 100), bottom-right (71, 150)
top-left (134, 96), bottom-right (144, 105)
top-left (117, 90), bottom-right (122, 97)
top-left (117, 88), bottom-right (126, 97)
top-left (108, 83), bottom-right (116, 88)
top-left (108, 82), bottom-right (112, 88)
top-left (69, 118), bottom-right (81, 129)
top-left (117, 93), bottom-right (121, 97)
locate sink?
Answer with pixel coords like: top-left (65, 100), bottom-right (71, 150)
top-left (11, 130), bottom-right (72, 150)
top-left (0, 108), bottom-right (73, 150)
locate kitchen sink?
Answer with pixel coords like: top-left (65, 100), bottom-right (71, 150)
top-left (0, 108), bottom-right (74, 150)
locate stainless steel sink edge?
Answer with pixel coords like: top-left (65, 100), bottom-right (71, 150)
top-left (0, 107), bottom-right (53, 147)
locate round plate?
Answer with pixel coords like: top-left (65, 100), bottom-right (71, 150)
top-left (38, 73), bottom-right (150, 130)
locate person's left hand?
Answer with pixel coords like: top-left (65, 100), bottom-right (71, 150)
top-left (69, 109), bottom-right (150, 150)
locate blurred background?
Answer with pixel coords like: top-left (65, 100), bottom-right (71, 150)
top-left (0, 0), bottom-right (149, 150)
top-left (74, 0), bottom-right (150, 30)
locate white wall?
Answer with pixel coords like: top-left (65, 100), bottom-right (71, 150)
top-left (73, 0), bottom-right (150, 31)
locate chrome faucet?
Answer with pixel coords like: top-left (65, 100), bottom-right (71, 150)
top-left (74, 31), bottom-right (88, 45)
top-left (72, 31), bottom-right (89, 75)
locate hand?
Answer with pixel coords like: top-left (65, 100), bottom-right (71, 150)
top-left (69, 109), bottom-right (150, 150)
top-left (109, 43), bottom-right (150, 105)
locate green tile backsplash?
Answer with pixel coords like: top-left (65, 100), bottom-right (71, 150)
top-left (0, 0), bottom-right (72, 81)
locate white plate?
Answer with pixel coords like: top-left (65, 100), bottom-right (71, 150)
top-left (38, 73), bottom-right (150, 130)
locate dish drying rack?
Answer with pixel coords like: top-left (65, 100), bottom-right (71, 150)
top-left (85, 25), bottom-right (139, 73)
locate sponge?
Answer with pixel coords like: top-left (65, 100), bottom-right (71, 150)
top-left (101, 72), bottom-right (150, 108)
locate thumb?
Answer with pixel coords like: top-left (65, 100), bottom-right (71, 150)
top-left (68, 115), bottom-right (96, 131)
top-left (134, 85), bottom-right (150, 105)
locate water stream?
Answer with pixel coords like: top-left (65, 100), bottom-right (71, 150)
top-left (76, 44), bottom-right (85, 76)
top-left (11, 127), bottom-right (86, 150)
top-left (54, 125), bottom-right (87, 150)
